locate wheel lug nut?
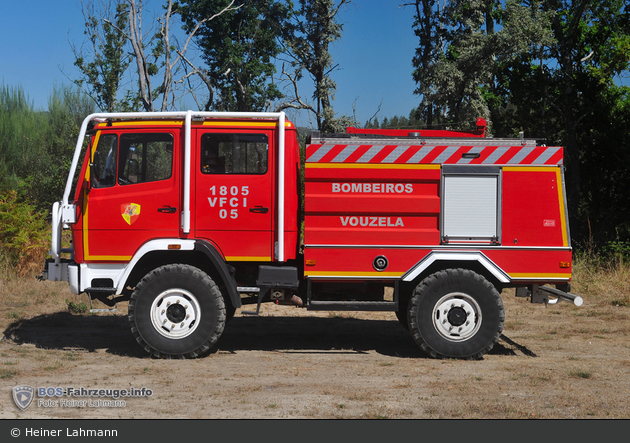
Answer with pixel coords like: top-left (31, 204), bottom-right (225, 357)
top-left (180, 322), bottom-right (185, 327)
top-left (167, 301), bottom-right (171, 306)
top-left (161, 309), bottom-right (165, 314)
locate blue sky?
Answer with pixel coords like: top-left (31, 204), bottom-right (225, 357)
top-left (0, 0), bottom-right (420, 127)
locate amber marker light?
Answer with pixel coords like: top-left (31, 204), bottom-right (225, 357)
top-left (168, 244), bottom-right (182, 250)
top-left (305, 259), bottom-right (316, 266)
top-left (559, 261), bottom-right (571, 268)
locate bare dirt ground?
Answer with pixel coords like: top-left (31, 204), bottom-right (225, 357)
top-left (1, 274), bottom-right (630, 420)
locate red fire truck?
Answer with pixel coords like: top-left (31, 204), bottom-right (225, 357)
top-left (42, 111), bottom-right (582, 360)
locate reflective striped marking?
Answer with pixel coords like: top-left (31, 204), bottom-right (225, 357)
top-left (306, 144), bottom-right (563, 165)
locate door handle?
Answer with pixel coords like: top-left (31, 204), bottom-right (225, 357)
top-left (249, 206), bottom-right (269, 214)
top-left (158, 206), bottom-right (177, 213)
top-left (462, 152), bottom-right (481, 159)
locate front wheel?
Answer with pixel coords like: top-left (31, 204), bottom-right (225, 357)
top-left (408, 269), bottom-right (504, 359)
top-left (128, 264), bottom-right (226, 358)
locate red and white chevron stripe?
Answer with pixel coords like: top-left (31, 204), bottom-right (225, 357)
top-left (306, 144), bottom-right (563, 165)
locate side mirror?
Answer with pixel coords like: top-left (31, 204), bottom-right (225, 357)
top-left (90, 151), bottom-right (101, 188)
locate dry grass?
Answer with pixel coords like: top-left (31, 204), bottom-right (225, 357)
top-left (0, 269), bottom-right (79, 317)
top-left (572, 255), bottom-right (630, 308)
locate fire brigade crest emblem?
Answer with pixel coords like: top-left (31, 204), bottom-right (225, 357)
top-left (13, 385), bottom-right (35, 411)
top-left (121, 203), bottom-right (141, 225)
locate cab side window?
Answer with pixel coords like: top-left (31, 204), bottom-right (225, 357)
top-left (201, 134), bottom-right (268, 174)
top-left (91, 134), bottom-right (118, 188)
top-left (117, 133), bottom-right (174, 185)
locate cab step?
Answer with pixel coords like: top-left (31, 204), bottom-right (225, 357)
top-left (85, 288), bottom-right (118, 313)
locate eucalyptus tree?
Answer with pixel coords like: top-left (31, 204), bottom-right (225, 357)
top-left (409, 0), bottom-right (553, 128)
top-left (176, 0), bottom-right (293, 112)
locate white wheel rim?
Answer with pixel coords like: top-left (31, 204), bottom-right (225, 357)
top-left (432, 292), bottom-right (481, 342)
top-left (150, 289), bottom-right (201, 339)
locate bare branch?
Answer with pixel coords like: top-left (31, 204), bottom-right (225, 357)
top-left (273, 64), bottom-right (317, 114)
top-left (176, 49), bottom-right (215, 111)
top-left (366, 100), bottom-right (383, 126)
top-left (158, 0), bottom-right (174, 112)
top-left (126, 0), bottom-right (153, 110)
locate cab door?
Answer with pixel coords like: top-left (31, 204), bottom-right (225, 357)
top-left (194, 128), bottom-right (275, 262)
top-left (83, 129), bottom-right (181, 262)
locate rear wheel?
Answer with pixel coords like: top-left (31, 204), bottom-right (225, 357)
top-left (128, 264), bottom-right (226, 358)
top-left (408, 269), bottom-right (504, 359)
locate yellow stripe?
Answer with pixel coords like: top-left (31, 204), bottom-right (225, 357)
top-left (503, 166), bottom-right (559, 172)
top-left (86, 255), bottom-right (132, 261)
top-left (305, 271), bottom-right (402, 277)
top-left (225, 256), bottom-right (272, 262)
top-left (82, 159), bottom-right (91, 259)
top-left (555, 169), bottom-right (569, 247)
top-left (199, 121), bottom-right (293, 128)
top-left (83, 132), bottom-right (96, 260)
top-left (510, 273), bottom-right (571, 279)
top-left (305, 163), bottom-right (441, 170)
top-left (99, 121), bottom-right (184, 127)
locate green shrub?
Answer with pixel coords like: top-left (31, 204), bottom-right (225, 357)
top-left (602, 240), bottom-right (630, 263)
top-left (66, 299), bottom-right (89, 314)
top-left (0, 190), bottom-right (49, 276)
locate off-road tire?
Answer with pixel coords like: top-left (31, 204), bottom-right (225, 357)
top-left (128, 264), bottom-right (226, 359)
top-left (396, 296), bottom-right (409, 331)
top-left (408, 268), bottom-right (504, 360)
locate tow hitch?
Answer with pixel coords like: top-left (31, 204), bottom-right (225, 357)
top-left (516, 285), bottom-right (583, 306)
